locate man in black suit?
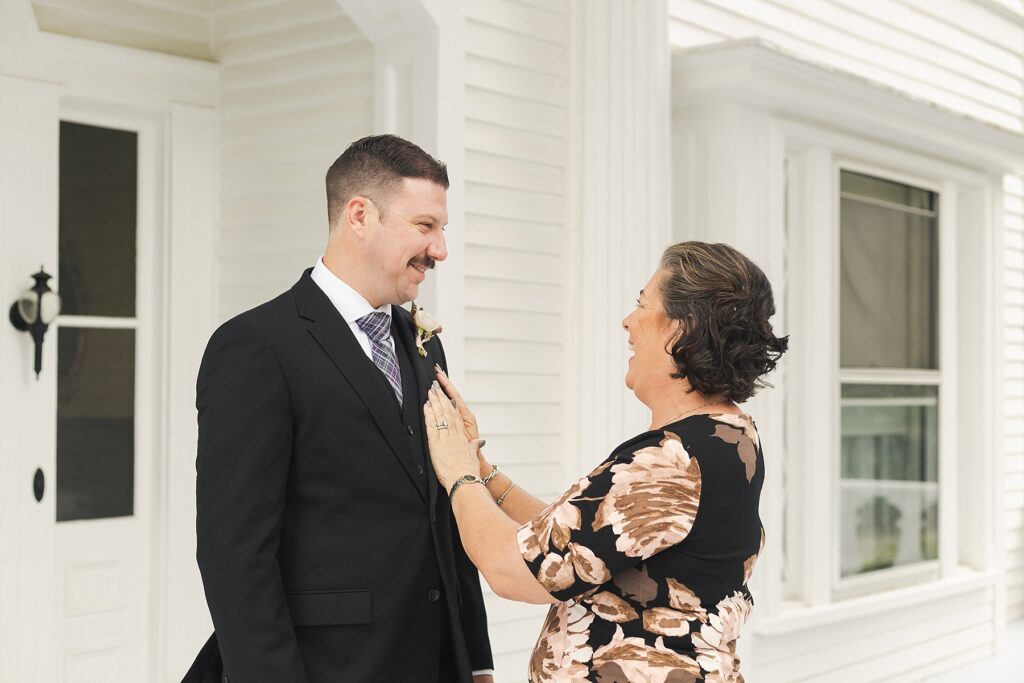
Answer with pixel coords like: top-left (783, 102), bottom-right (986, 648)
top-left (185, 135), bottom-right (494, 682)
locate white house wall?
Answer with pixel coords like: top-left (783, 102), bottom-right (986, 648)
top-left (668, 0), bottom-right (1024, 132)
top-left (213, 0), bottom-right (374, 321)
top-left (460, 0), bottom-right (570, 677)
top-left (669, 0), bottom-right (1024, 624)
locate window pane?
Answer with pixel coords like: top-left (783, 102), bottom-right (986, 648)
top-left (839, 171), bottom-right (938, 369)
top-left (839, 384), bottom-right (938, 578)
top-left (56, 327), bottom-right (135, 521)
top-left (58, 121), bottom-right (137, 318)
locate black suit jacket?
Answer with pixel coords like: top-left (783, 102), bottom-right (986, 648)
top-left (186, 270), bottom-right (492, 682)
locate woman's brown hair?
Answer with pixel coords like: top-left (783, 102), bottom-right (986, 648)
top-left (659, 241), bottom-right (788, 403)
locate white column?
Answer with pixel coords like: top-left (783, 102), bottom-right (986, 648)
top-left (160, 102), bottom-right (218, 681)
top-left (335, 0), bottom-right (467, 379)
top-left (671, 51), bottom-right (791, 648)
top-left (570, 0), bottom-right (672, 471)
top-left (0, 73), bottom-right (62, 683)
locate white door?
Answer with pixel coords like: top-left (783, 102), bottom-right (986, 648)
top-left (41, 111), bottom-right (158, 682)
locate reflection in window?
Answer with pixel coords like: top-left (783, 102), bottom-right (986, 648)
top-left (56, 328), bottom-right (135, 521)
top-left (58, 121), bottom-right (137, 318)
top-left (838, 170), bottom-right (940, 582)
top-left (839, 385), bottom-right (938, 577)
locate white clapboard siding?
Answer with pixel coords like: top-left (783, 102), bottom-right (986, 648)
top-left (32, 0), bottom-right (213, 60)
top-left (668, 0), bottom-right (1024, 132)
top-left (462, 0), bottom-right (570, 679)
top-left (1006, 173), bottom-right (1024, 620)
top-left (212, 0), bottom-right (373, 321)
top-left (754, 586), bottom-right (995, 682)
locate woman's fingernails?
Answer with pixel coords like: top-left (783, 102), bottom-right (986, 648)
top-left (435, 363), bottom-right (442, 372)
top-left (477, 439), bottom-right (487, 449)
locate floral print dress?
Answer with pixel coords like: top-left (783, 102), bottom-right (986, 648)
top-left (517, 413), bottom-right (765, 683)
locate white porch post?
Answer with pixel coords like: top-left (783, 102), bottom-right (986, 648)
top-left (570, 0), bottom-right (672, 471)
top-left (0, 73), bottom-right (62, 683)
top-left (671, 54), bottom-right (791, 671)
top-left (335, 0), bottom-right (467, 380)
top-left (160, 103), bottom-right (219, 681)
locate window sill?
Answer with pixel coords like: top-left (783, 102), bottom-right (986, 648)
top-left (754, 569), bottom-right (996, 637)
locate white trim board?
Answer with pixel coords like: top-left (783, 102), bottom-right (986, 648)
top-left (672, 38), bottom-right (1024, 176)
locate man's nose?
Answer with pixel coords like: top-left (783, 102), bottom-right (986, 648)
top-left (428, 231), bottom-right (448, 262)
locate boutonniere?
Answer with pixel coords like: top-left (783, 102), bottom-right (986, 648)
top-left (410, 301), bottom-right (442, 357)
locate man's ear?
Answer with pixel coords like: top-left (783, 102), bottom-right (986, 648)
top-left (345, 195), bottom-right (373, 238)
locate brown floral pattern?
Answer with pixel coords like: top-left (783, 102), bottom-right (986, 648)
top-left (518, 414), bottom-right (765, 682)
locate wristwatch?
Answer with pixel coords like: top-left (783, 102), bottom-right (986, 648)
top-left (448, 474), bottom-right (484, 500)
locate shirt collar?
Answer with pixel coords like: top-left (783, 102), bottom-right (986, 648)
top-left (310, 257), bottom-right (392, 325)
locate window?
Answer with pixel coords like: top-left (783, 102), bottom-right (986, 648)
top-left (837, 171), bottom-right (941, 586)
top-left (56, 121), bottom-right (138, 522)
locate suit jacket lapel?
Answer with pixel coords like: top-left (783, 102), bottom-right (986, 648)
top-left (392, 307), bottom-right (440, 513)
top-left (292, 271), bottom-right (428, 506)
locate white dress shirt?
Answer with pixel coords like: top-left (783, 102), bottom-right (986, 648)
top-left (310, 257), bottom-right (396, 359)
top-left (309, 257), bottom-right (495, 679)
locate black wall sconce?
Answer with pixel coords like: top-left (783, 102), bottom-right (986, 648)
top-left (9, 267), bottom-right (61, 379)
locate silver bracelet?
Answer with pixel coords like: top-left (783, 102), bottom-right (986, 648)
top-left (481, 464), bottom-right (500, 486)
top-left (449, 474), bottom-right (484, 500)
top-left (496, 481), bottom-right (515, 506)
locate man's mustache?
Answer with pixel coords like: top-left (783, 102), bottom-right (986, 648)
top-left (411, 256), bottom-right (436, 270)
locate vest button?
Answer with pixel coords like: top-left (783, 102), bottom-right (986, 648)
top-left (406, 425), bottom-right (414, 435)
top-left (427, 589), bottom-right (441, 602)
top-left (417, 464), bottom-right (425, 475)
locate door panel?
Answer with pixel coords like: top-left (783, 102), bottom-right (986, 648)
top-left (53, 117), bottom-right (151, 681)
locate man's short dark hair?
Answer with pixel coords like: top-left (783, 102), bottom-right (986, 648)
top-left (325, 134), bottom-right (449, 228)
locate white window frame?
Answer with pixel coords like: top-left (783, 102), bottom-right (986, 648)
top-left (783, 123), bottom-right (991, 611)
top-left (829, 161), bottom-right (953, 600)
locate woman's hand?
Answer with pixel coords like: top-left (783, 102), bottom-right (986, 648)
top-left (424, 381), bottom-right (480, 491)
top-left (435, 365), bottom-right (491, 478)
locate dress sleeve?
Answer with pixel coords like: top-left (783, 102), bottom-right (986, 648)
top-left (516, 431), bottom-right (702, 602)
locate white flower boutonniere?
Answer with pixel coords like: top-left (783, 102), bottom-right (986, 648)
top-left (411, 301), bottom-right (442, 357)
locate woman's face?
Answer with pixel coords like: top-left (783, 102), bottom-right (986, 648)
top-left (622, 268), bottom-right (680, 401)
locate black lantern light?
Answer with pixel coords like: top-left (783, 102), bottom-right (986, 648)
top-left (9, 267), bottom-right (61, 379)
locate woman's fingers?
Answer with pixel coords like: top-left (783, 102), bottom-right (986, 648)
top-left (426, 384), bottom-right (454, 436)
top-left (434, 364), bottom-right (457, 396)
top-left (431, 383), bottom-right (465, 437)
top-left (423, 400), bottom-right (438, 439)
top-left (434, 366), bottom-right (480, 434)
top-left (435, 365), bottom-right (468, 407)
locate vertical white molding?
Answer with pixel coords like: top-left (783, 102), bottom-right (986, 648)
top-left (336, 0), bottom-right (466, 382)
top-left (784, 145), bottom-right (837, 609)
top-left (0, 73), bottom-right (62, 683)
top-left (990, 177), bottom-right (1008, 649)
top-left (939, 180), bottom-right (960, 581)
top-left (160, 102), bottom-right (218, 682)
top-left (571, 0), bottom-right (671, 473)
top-left (672, 97), bottom-right (789, 621)
top-left (430, 10), bottom-right (466, 385)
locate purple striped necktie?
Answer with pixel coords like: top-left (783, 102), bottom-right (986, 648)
top-left (356, 311), bottom-right (403, 406)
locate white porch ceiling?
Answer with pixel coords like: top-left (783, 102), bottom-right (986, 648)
top-left (29, 0), bottom-right (365, 63)
top-left (32, 0), bottom-right (216, 61)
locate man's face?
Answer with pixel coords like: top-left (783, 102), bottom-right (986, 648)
top-left (364, 177), bottom-right (449, 306)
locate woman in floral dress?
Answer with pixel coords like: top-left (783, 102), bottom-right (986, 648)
top-left (424, 241), bottom-right (788, 682)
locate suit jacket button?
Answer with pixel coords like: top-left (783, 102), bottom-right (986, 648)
top-left (417, 464), bottom-right (425, 475)
top-left (407, 425), bottom-right (414, 435)
top-left (427, 589), bottom-right (441, 602)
